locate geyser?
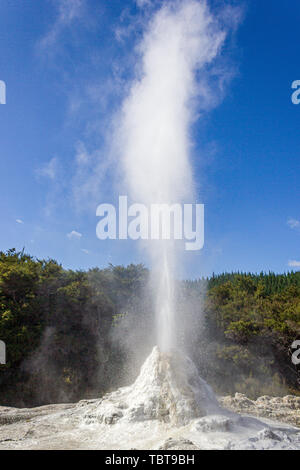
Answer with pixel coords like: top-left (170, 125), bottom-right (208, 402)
top-left (1, 1), bottom-right (300, 453)
top-left (118, 0), bottom-right (226, 351)
top-left (84, 346), bottom-right (219, 426)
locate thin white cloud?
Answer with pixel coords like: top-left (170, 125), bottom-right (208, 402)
top-left (16, 219), bottom-right (24, 224)
top-left (39, 0), bottom-right (85, 50)
top-left (71, 140), bottom-right (112, 212)
top-left (136, 0), bottom-right (152, 7)
top-left (36, 157), bottom-right (58, 180)
top-left (81, 248), bottom-right (89, 254)
top-left (288, 260), bottom-right (300, 268)
top-left (67, 230), bottom-right (82, 239)
top-left (35, 157), bottom-right (65, 217)
top-left (287, 218), bottom-right (300, 229)
top-left (75, 141), bottom-right (90, 165)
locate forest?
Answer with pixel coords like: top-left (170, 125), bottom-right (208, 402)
top-left (0, 248), bottom-right (300, 407)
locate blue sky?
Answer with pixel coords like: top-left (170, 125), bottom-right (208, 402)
top-left (0, 0), bottom-right (299, 278)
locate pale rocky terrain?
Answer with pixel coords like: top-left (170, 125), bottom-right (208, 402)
top-left (0, 348), bottom-right (299, 450)
top-left (219, 393), bottom-right (300, 428)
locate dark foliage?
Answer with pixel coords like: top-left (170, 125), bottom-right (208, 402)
top-left (0, 249), bottom-right (299, 406)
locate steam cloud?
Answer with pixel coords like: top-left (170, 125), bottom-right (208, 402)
top-left (116, 0), bottom-right (234, 350)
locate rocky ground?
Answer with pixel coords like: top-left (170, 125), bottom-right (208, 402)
top-left (0, 348), bottom-right (300, 450)
top-left (219, 393), bottom-right (300, 428)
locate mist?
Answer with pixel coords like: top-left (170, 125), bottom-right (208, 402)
top-left (116, 0), bottom-right (229, 351)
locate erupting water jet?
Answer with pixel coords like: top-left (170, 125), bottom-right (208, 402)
top-left (118, 0), bottom-right (226, 352)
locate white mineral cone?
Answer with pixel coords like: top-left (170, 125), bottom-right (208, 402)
top-left (84, 346), bottom-right (220, 426)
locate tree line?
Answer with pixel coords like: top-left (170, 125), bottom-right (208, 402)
top-left (0, 249), bottom-right (299, 406)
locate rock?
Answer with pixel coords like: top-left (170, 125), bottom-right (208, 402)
top-left (219, 393), bottom-right (300, 428)
top-left (193, 415), bottom-right (232, 432)
top-left (158, 437), bottom-right (199, 450)
top-left (257, 428), bottom-right (282, 441)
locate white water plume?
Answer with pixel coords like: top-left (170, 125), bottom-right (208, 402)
top-left (156, 251), bottom-right (174, 350)
top-left (117, 0), bottom-right (232, 350)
